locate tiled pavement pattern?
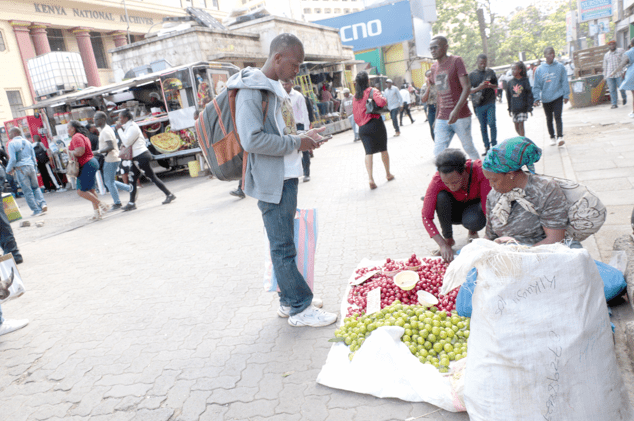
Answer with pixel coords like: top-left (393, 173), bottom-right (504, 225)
top-left (1, 101), bottom-right (632, 420)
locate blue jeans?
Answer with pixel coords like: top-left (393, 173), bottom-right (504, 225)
top-left (258, 179), bottom-right (313, 316)
top-left (433, 117), bottom-right (480, 159)
top-left (389, 108), bottom-right (400, 133)
top-left (348, 114), bottom-right (358, 138)
top-left (14, 166), bottom-right (45, 213)
top-left (474, 102), bottom-right (497, 149)
top-left (607, 77), bottom-right (626, 106)
top-left (103, 161), bottom-right (131, 205)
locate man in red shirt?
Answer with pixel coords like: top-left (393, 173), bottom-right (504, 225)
top-left (422, 36), bottom-right (480, 160)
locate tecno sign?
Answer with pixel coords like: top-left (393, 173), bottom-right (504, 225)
top-left (340, 20), bottom-right (382, 42)
top-left (315, 1), bottom-right (413, 51)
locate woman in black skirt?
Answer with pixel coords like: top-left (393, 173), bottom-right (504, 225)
top-left (352, 71), bottom-right (394, 190)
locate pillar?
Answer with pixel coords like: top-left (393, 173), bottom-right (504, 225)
top-left (71, 27), bottom-right (101, 87)
top-left (8, 20), bottom-right (37, 102)
top-left (111, 31), bottom-right (128, 48)
top-left (29, 23), bottom-right (51, 56)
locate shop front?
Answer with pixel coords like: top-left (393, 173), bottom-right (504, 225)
top-left (0, 0), bottom-right (225, 134)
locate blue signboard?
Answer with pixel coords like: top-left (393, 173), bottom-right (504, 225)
top-left (579, 0), bottom-right (612, 22)
top-left (314, 1), bottom-right (414, 52)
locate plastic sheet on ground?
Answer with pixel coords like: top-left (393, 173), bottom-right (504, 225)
top-left (317, 258), bottom-right (466, 412)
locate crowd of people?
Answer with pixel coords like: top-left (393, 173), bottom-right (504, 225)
top-left (2, 31), bottom-right (633, 337)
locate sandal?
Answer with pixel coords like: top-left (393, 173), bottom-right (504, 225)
top-left (387, 175), bottom-right (395, 182)
top-left (90, 209), bottom-right (102, 221)
top-left (98, 202), bottom-right (111, 213)
top-left (369, 182), bottom-right (377, 190)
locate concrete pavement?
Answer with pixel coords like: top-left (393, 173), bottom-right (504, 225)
top-left (0, 100), bottom-right (632, 420)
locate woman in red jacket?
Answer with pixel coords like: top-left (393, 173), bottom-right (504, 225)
top-left (353, 71), bottom-right (395, 190)
top-left (421, 149), bottom-right (491, 262)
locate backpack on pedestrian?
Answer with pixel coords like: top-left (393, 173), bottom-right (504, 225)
top-left (194, 88), bottom-right (268, 181)
top-left (34, 143), bottom-right (49, 165)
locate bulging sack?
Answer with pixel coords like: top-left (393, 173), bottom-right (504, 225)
top-left (445, 240), bottom-right (632, 421)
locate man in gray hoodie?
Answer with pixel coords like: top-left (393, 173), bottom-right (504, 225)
top-left (227, 33), bottom-right (337, 327)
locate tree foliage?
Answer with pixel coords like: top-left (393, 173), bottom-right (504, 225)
top-left (433, 0), bottom-right (592, 69)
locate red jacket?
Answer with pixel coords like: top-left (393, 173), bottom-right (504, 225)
top-left (421, 159), bottom-right (491, 237)
top-left (353, 87), bottom-right (387, 127)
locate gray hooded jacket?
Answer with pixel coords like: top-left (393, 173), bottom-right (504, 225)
top-left (227, 67), bottom-right (302, 204)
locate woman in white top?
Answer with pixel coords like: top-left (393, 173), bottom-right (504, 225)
top-left (115, 109), bottom-right (176, 211)
top-left (94, 111), bottom-right (131, 210)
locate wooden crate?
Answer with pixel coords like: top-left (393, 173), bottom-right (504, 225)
top-left (573, 45), bottom-right (608, 77)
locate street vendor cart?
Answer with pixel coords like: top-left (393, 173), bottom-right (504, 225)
top-left (19, 61), bottom-right (239, 175)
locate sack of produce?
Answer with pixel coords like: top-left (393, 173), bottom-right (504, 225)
top-left (444, 239), bottom-right (632, 421)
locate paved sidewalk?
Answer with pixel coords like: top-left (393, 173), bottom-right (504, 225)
top-left (0, 101), bottom-right (632, 421)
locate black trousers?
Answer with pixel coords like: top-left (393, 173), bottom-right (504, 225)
top-left (0, 198), bottom-right (20, 259)
top-left (400, 102), bottom-right (414, 125)
top-left (543, 96), bottom-right (564, 138)
top-left (436, 190), bottom-right (486, 239)
top-left (129, 151), bottom-right (172, 203)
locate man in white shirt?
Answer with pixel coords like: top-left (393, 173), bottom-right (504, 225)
top-left (399, 82), bottom-right (415, 126)
top-left (283, 80), bottom-right (312, 182)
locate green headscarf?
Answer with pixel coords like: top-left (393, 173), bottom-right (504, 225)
top-left (482, 136), bottom-right (542, 174)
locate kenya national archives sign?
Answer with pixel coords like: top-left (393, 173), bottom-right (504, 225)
top-left (32, 2), bottom-right (154, 25)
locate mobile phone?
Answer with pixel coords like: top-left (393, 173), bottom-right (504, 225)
top-left (317, 134), bottom-right (333, 143)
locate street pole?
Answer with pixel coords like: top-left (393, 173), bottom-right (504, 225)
top-left (122, 0), bottom-right (131, 44)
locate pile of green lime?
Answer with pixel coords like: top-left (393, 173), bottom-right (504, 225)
top-left (332, 301), bottom-right (470, 373)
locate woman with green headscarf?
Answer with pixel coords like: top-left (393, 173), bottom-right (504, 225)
top-left (482, 136), bottom-right (568, 246)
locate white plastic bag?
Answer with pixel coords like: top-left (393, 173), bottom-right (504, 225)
top-left (444, 240), bottom-right (632, 421)
top-left (0, 254), bottom-right (25, 304)
top-left (316, 326), bottom-right (466, 411)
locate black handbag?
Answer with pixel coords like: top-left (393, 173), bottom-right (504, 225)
top-left (365, 88), bottom-right (389, 114)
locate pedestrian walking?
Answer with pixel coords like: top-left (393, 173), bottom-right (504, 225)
top-left (506, 61), bottom-right (533, 137)
top-left (229, 33), bottom-right (337, 327)
top-left (609, 38), bottom-right (634, 118)
top-left (603, 40), bottom-right (627, 109)
top-left (0, 147), bottom-right (20, 197)
top-left (469, 54), bottom-right (498, 155)
top-left (353, 71), bottom-right (395, 190)
top-left (0, 201), bottom-right (27, 337)
top-left (423, 69), bottom-right (437, 141)
top-left (399, 83), bottom-right (415, 126)
top-left (32, 135), bottom-right (57, 193)
top-left (533, 46), bottom-right (569, 146)
top-left (422, 36), bottom-right (480, 159)
top-left (383, 79), bottom-right (403, 136)
top-left (6, 128), bottom-right (48, 216)
top-left (116, 109), bottom-right (176, 211)
top-left (94, 112), bottom-right (132, 210)
top-left (340, 88), bottom-right (359, 141)
top-left (67, 120), bottom-right (110, 220)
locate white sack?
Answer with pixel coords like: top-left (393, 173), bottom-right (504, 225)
top-left (444, 240), bottom-right (632, 421)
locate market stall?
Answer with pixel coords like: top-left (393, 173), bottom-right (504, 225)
top-left (18, 61), bottom-right (239, 178)
top-left (316, 243), bottom-right (632, 419)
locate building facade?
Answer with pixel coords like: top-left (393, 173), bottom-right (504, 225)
top-left (0, 0), bottom-right (226, 125)
top-left (301, 0), bottom-right (363, 21)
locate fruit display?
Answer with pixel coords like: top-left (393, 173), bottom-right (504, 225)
top-left (333, 302), bottom-right (470, 372)
top-left (346, 254), bottom-right (458, 318)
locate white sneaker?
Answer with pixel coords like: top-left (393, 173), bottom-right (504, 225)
top-left (0, 319), bottom-right (29, 337)
top-left (288, 305), bottom-right (338, 327)
top-left (629, 112), bottom-right (634, 118)
top-left (557, 137), bottom-right (565, 146)
top-left (278, 305), bottom-right (291, 318)
top-left (549, 137), bottom-right (557, 146)
top-left (277, 297), bottom-right (323, 318)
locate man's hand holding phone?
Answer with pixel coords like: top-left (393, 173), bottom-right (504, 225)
top-left (298, 126), bottom-right (329, 151)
